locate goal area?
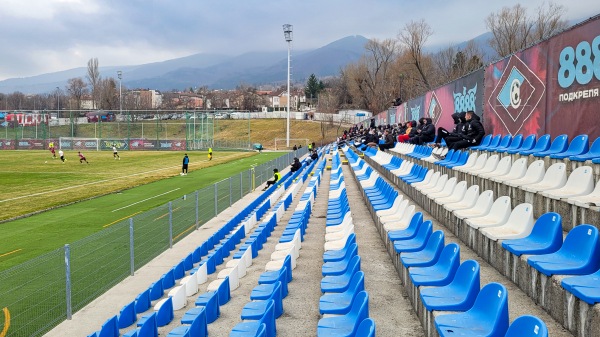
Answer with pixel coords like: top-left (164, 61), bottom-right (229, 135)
top-left (59, 137), bottom-right (102, 151)
top-left (273, 138), bottom-right (309, 150)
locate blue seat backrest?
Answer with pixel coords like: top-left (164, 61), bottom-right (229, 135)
top-left (504, 315), bottom-right (548, 337)
top-left (497, 134), bottom-right (513, 148)
top-left (547, 134), bottom-right (569, 152)
top-left (472, 283), bottom-right (509, 332)
top-left (560, 224), bottom-right (600, 264)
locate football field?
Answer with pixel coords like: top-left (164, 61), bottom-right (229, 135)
top-left (0, 149), bottom-right (284, 270)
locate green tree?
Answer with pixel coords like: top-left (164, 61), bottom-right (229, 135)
top-left (304, 74), bottom-right (324, 106)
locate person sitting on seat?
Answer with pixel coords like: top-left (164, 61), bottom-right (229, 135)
top-left (432, 112), bottom-right (466, 147)
top-left (263, 168), bottom-right (282, 190)
top-left (409, 118), bottom-right (435, 145)
top-left (290, 157), bottom-right (302, 172)
top-left (445, 111), bottom-right (485, 151)
top-left (397, 121), bottom-right (416, 142)
top-left (378, 129), bottom-right (396, 151)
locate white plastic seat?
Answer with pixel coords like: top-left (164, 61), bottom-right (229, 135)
top-left (383, 205), bottom-right (416, 231)
top-left (422, 174), bottom-right (449, 196)
top-left (540, 166), bottom-right (594, 199)
top-left (216, 264), bottom-right (240, 290)
top-left (325, 224), bottom-right (354, 242)
top-left (453, 190), bottom-right (494, 219)
top-left (326, 214), bottom-right (353, 234)
top-left (453, 152), bottom-right (479, 171)
top-left (471, 155), bottom-right (499, 176)
top-left (443, 185), bottom-right (481, 212)
top-left (435, 181), bottom-right (467, 204)
top-left (491, 157), bottom-right (528, 183)
top-left (505, 160), bottom-right (545, 187)
top-left (465, 196), bottom-right (511, 229)
top-left (271, 245), bottom-right (298, 264)
top-left (393, 161), bottom-right (414, 176)
top-left (265, 253), bottom-right (297, 271)
top-left (376, 195), bottom-right (404, 217)
top-left (226, 248), bottom-right (252, 279)
top-left (427, 177), bottom-right (457, 200)
top-left (567, 181), bottom-right (600, 208)
top-left (275, 229), bottom-right (302, 257)
top-left (194, 263), bottom-right (208, 285)
top-left (324, 231), bottom-right (352, 251)
top-left (156, 285), bottom-right (186, 311)
top-left (179, 274), bottom-right (199, 297)
top-left (390, 160), bottom-right (411, 175)
top-left (481, 203), bottom-right (535, 240)
top-left (379, 200), bottom-right (409, 223)
top-left (359, 173), bottom-right (379, 189)
top-left (521, 162), bottom-right (566, 193)
top-left (422, 147), bottom-right (443, 162)
top-left (479, 156), bottom-right (511, 179)
top-left (413, 171), bottom-right (440, 190)
top-left (456, 153), bottom-right (487, 173)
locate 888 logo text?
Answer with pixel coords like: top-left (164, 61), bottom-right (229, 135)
top-left (558, 35), bottom-right (600, 88)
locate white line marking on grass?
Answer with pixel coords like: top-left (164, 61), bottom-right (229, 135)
top-left (111, 188), bottom-right (180, 212)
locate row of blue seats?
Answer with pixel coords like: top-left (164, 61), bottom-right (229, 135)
top-left (231, 150), bottom-right (328, 336)
top-left (367, 144), bottom-right (600, 306)
top-left (345, 147), bottom-right (550, 337)
top-left (316, 152), bottom-right (375, 336)
top-left (87, 160), bottom-right (312, 337)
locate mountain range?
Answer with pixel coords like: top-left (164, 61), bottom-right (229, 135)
top-left (0, 35), bottom-right (372, 94)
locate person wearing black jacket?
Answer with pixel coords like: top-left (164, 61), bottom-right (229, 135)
top-left (409, 117), bottom-right (435, 145)
top-left (445, 111), bottom-right (486, 150)
top-left (290, 157), bottom-right (302, 172)
top-left (378, 129), bottom-right (396, 151)
top-left (433, 112), bottom-right (466, 147)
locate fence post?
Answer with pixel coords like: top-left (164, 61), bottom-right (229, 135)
top-left (214, 183), bottom-right (218, 216)
top-left (64, 244), bottom-right (72, 320)
top-left (251, 168), bottom-right (255, 191)
top-left (229, 177), bottom-right (232, 206)
top-left (168, 202), bottom-right (173, 248)
top-left (240, 172), bottom-right (243, 198)
top-left (195, 190), bottom-right (199, 230)
top-left (129, 218), bottom-right (135, 276)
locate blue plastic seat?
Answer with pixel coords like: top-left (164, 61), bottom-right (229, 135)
top-left (502, 212), bottom-right (562, 256)
top-left (519, 134), bottom-right (550, 155)
top-left (259, 257), bottom-right (291, 296)
top-left (404, 168), bottom-right (429, 184)
top-left (435, 283), bottom-right (509, 337)
top-left (193, 291), bottom-right (220, 323)
top-left (476, 134), bottom-right (502, 151)
top-left (550, 134), bottom-right (589, 159)
top-left (489, 134), bottom-right (512, 152)
top-left (409, 243), bottom-right (460, 287)
top-left (173, 261), bottom-right (186, 280)
top-left (135, 289), bottom-right (152, 314)
top-left (507, 134), bottom-right (537, 154)
top-left (570, 137), bottom-right (600, 162)
top-left (323, 241), bottom-right (357, 263)
top-left (148, 281), bottom-right (164, 301)
top-left (420, 260), bottom-right (480, 311)
top-left (434, 150), bottom-right (457, 167)
top-left (532, 134), bottom-right (568, 158)
top-left (244, 281), bottom-right (284, 319)
top-left (321, 256), bottom-right (361, 293)
top-left (561, 268), bottom-right (600, 304)
top-left (161, 269), bottom-right (176, 290)
top-left (322, 244), bottom-right (358, 276)
top-left (167, 309), bottom-right (207, 337)
top-left (387, 214), bottom-right (425, 241)
top-left (504, 315), bottom-right (548, 337)
top-left (123, 312), bottom-right (158, 337)
top-left (496, 134), bottom-right (523, 153)
top-left (528, 224), bottom-right (600, 276)
top-left (319, 271), bottom-right (365, 315)
top-left (231, 300), bottom-right (276, 337)
top-left (317, 291), bottom-right (369, 337)
top-left (393, 225), bottom-right (434, 254)
top-left (118, 301), bottom-right (137, 329)
top-left (94, 315), bottom-right (119, 337)
top-left (400, 230), bottom-right (445, 267)
top-left (445, 151), bottom-right (469, 169)
top-left (470, 134), bottom-right (493, 151)
top-left (356, 318), bottom-right (375, 337)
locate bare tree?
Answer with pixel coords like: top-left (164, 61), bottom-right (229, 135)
top-left (397, 19), bottom-right (433, 90)
top-left (86, 58), bottom-right (101, 109)
top-left (67, 77), bottom-right (88, 110)
top-left (486, 2), bottom-right (567, 58)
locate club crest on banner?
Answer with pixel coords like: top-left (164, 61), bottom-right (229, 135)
top-left (428, 92), bottom-right (442, 125)
top-left (410, 105), bottom-right (421, 121)
top-left (488, 55), bottom-right (545, 135)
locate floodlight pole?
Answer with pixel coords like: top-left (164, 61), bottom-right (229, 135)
top-left (283, 24), bottom-right (293, 148)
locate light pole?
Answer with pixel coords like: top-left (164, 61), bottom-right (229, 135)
top-left (283, 24), bottom-right (293, 148)
top-left (117, 71), bottom-right (123, 117)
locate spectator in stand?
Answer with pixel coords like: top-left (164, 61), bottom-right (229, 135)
top-left (409, 118), bottom-right (435, 145)
top-left (263, 168), bottom-right (281, 190)
top-left (397, 121), bottom-right (416, 142)
top-left (290, 157), bottom-right (302, 172)
top-left (365, 128), bottom-right (380, 147)
top-left (432, 112), bottom-right (466, 147)
top-left (444, 111), bottom-right (486, 151)
top-left (378, 129), bottom-right (396, 151)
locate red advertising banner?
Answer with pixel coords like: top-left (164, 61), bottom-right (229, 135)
top-left (545, 17), bottom-right (600, 140)
top-left (129, 139), bottom-right (187, 151)
top-left (484, 42), bottom-right (549, 136)
top-left (16, 139), bottom-right (47, 150)
top-left (0, 140), bottom-right (15, 150)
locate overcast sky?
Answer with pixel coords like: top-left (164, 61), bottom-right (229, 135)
top-left (0, 0), bottom-right (598, 81)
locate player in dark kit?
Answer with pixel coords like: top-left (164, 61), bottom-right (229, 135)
top-left (78, 151), bottom-right (89, 164)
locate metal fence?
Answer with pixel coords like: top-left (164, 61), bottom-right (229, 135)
top-left (0, 147), bottom-right (306, 337)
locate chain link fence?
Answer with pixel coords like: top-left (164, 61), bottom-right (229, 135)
top-left (0, 148), bottom-right (306, 336)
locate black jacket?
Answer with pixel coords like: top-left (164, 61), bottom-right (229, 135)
top-left (419, 118), bottom-right (435, 143)
top-left (465, 115), bottom-right (485, 145)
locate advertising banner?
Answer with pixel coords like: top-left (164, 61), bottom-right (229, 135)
top-left (15, 139), bottom-right (46, 150)
top-left (388, 108), bottom-right (396, 125)
top-left (394, 103), bottom-right (407, 125)
top-left (545, 17), bottom-right (600, 139)
top-left (100, 139), bottom-right (130, 151)
top-left (406, 96), bottom-right (426, 122)
top-left (0, 140), bottom-right (15, 150)
top-left (129, 139), bottom-right (187, 151)
top-left (483, 42), bottom-right (549, 136)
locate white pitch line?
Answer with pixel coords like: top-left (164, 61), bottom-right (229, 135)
top-left (111, 188), bottom-right (181, 212)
